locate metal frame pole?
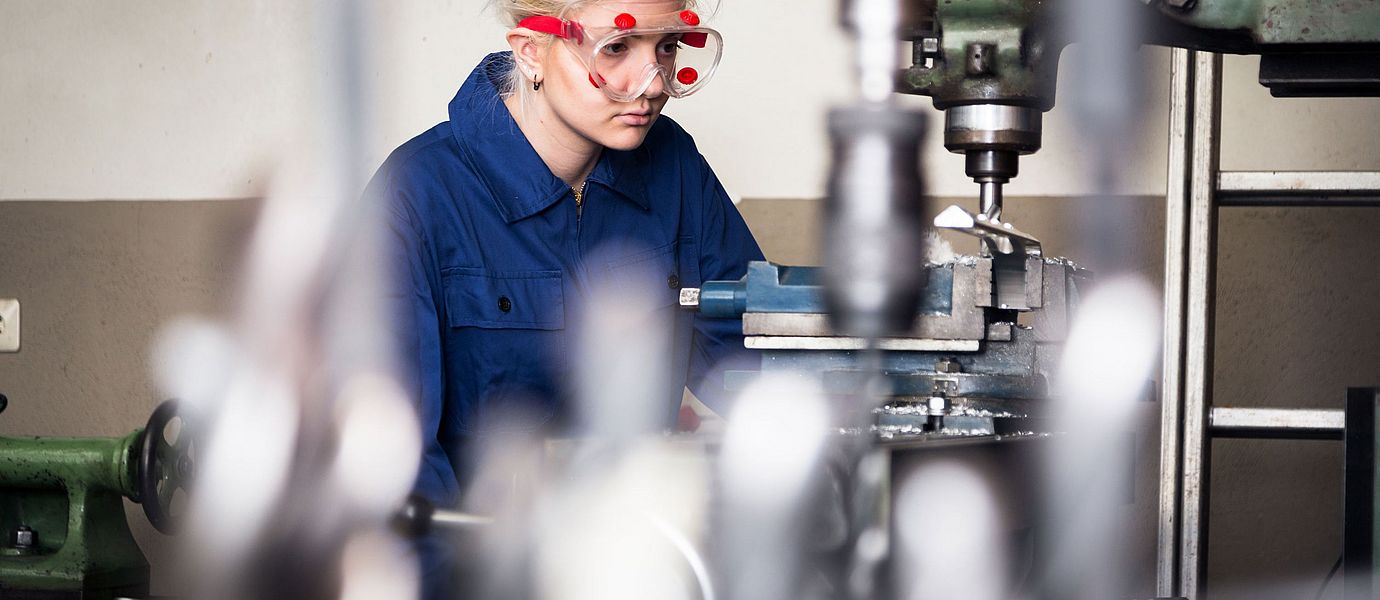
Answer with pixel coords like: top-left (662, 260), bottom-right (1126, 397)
top-left (1179, 51), bottom-right (1223, 600)
top-left (1156, 46), bottom-right (1195, 599)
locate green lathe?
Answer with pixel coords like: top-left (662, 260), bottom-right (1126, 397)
top-left (0, 398), bottom-right (192, 599)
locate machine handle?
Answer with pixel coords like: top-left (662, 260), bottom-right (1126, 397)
top-left (137, 400), bottom-right (195, 535)
top-left (392, 494), bottom-right (494, 538)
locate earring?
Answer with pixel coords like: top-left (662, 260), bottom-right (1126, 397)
top-left (533, 80), bottom-right (541, 91)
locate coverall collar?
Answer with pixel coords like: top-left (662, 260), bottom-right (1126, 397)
top-left (449, 52), bottom-right (651, 224)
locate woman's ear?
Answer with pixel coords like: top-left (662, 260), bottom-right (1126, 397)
top-left (506, 29), bottom-right (545, 82)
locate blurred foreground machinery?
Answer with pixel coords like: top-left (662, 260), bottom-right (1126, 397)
top-left (686, 0), bottom-right (1380, 598)
top-left (888, 1), bottom-right (1380, 599)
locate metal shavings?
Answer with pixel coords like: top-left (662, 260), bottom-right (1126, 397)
top-left (875, 403), bottom-right (1028, 419)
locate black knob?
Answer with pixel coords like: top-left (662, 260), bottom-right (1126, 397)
top-left (0, 393), bottom-right (7, 415)
top-left (392, 494), bottom-right (436, 539)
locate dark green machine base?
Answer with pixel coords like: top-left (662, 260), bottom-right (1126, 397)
top-left (1, 400), bottom-right (189, 599)
top-left (0, 432), bottom-right (151, 599)
top-left (0, 583), bottom-right (149, 600)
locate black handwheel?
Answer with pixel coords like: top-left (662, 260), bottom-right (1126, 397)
top-left (137, 400), bottom-right (195, 534)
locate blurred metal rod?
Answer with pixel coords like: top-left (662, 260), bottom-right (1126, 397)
top-left (843, 0), bottom-right (902, 103)
top-left (1217, 171), bottom-right (1380, 206)
top-left (432, 509), bottom-right (495, 529)
top-left (1209, 407), bottom-right (1344, 440)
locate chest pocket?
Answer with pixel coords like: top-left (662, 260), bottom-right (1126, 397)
top-left (441, 267), bottom-right (565, 433)
top-left (603, 240), bottom-right (682, 308)
top-left (443, 268), bottom-right (565, 330)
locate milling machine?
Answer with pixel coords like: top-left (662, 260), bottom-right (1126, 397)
top-left (902, 0), bottom-right (1380, 216)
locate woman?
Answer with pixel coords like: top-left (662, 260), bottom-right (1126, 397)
top-left (369, 0), bottom-right (762, 594)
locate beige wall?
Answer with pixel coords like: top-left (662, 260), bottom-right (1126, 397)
top-left (0, 200), bottom-right (250, 594)
top-left (4, 2), bottom-right (1380, 202)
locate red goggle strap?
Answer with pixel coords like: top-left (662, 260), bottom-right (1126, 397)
top-left (522, 15), bottom-right (708, 49)
top-left (518, 16), bottom-right (583, 42)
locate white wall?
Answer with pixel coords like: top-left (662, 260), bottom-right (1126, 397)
top-left (3, 1), bottom-right (1378, 201)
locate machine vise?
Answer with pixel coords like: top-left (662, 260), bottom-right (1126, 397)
top-left (683, 205), bottom-right (1089, 439)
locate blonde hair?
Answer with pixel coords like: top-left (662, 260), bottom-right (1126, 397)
top-left (490, 0), bottom-right (700, 103)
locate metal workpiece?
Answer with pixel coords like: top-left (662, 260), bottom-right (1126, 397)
top-left (822, 104), bottom-right (929, 340)
top-left (1209, 407), bottom-right (1345, 439)
top-left (933, 204), bottom-right (1042, 258)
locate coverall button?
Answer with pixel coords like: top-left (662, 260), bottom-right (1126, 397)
top-left (667, 274), bottom-right (681, 289)
top-left (498, 296), bottom-right (512, 313)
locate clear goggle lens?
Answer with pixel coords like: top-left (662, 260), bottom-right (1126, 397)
top-left (580, 28), bottom-right (722, 102)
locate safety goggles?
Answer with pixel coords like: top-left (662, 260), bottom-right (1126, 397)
top-left (519, 3), bottom-right (723, 102)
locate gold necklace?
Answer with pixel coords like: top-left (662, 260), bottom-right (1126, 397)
top-left (572, 181), bottom-right (587, 207)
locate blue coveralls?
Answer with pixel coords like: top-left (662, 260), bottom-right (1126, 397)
top-left (369, 52), bottom-right (764, 596)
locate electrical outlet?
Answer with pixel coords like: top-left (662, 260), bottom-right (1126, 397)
top-left (0, 299), bottom-right (18, 352)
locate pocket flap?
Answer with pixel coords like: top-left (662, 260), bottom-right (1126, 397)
top-left (604, 241), bottom-right (680, 308)
top-left (442, 268), bottom-right (565, 330)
